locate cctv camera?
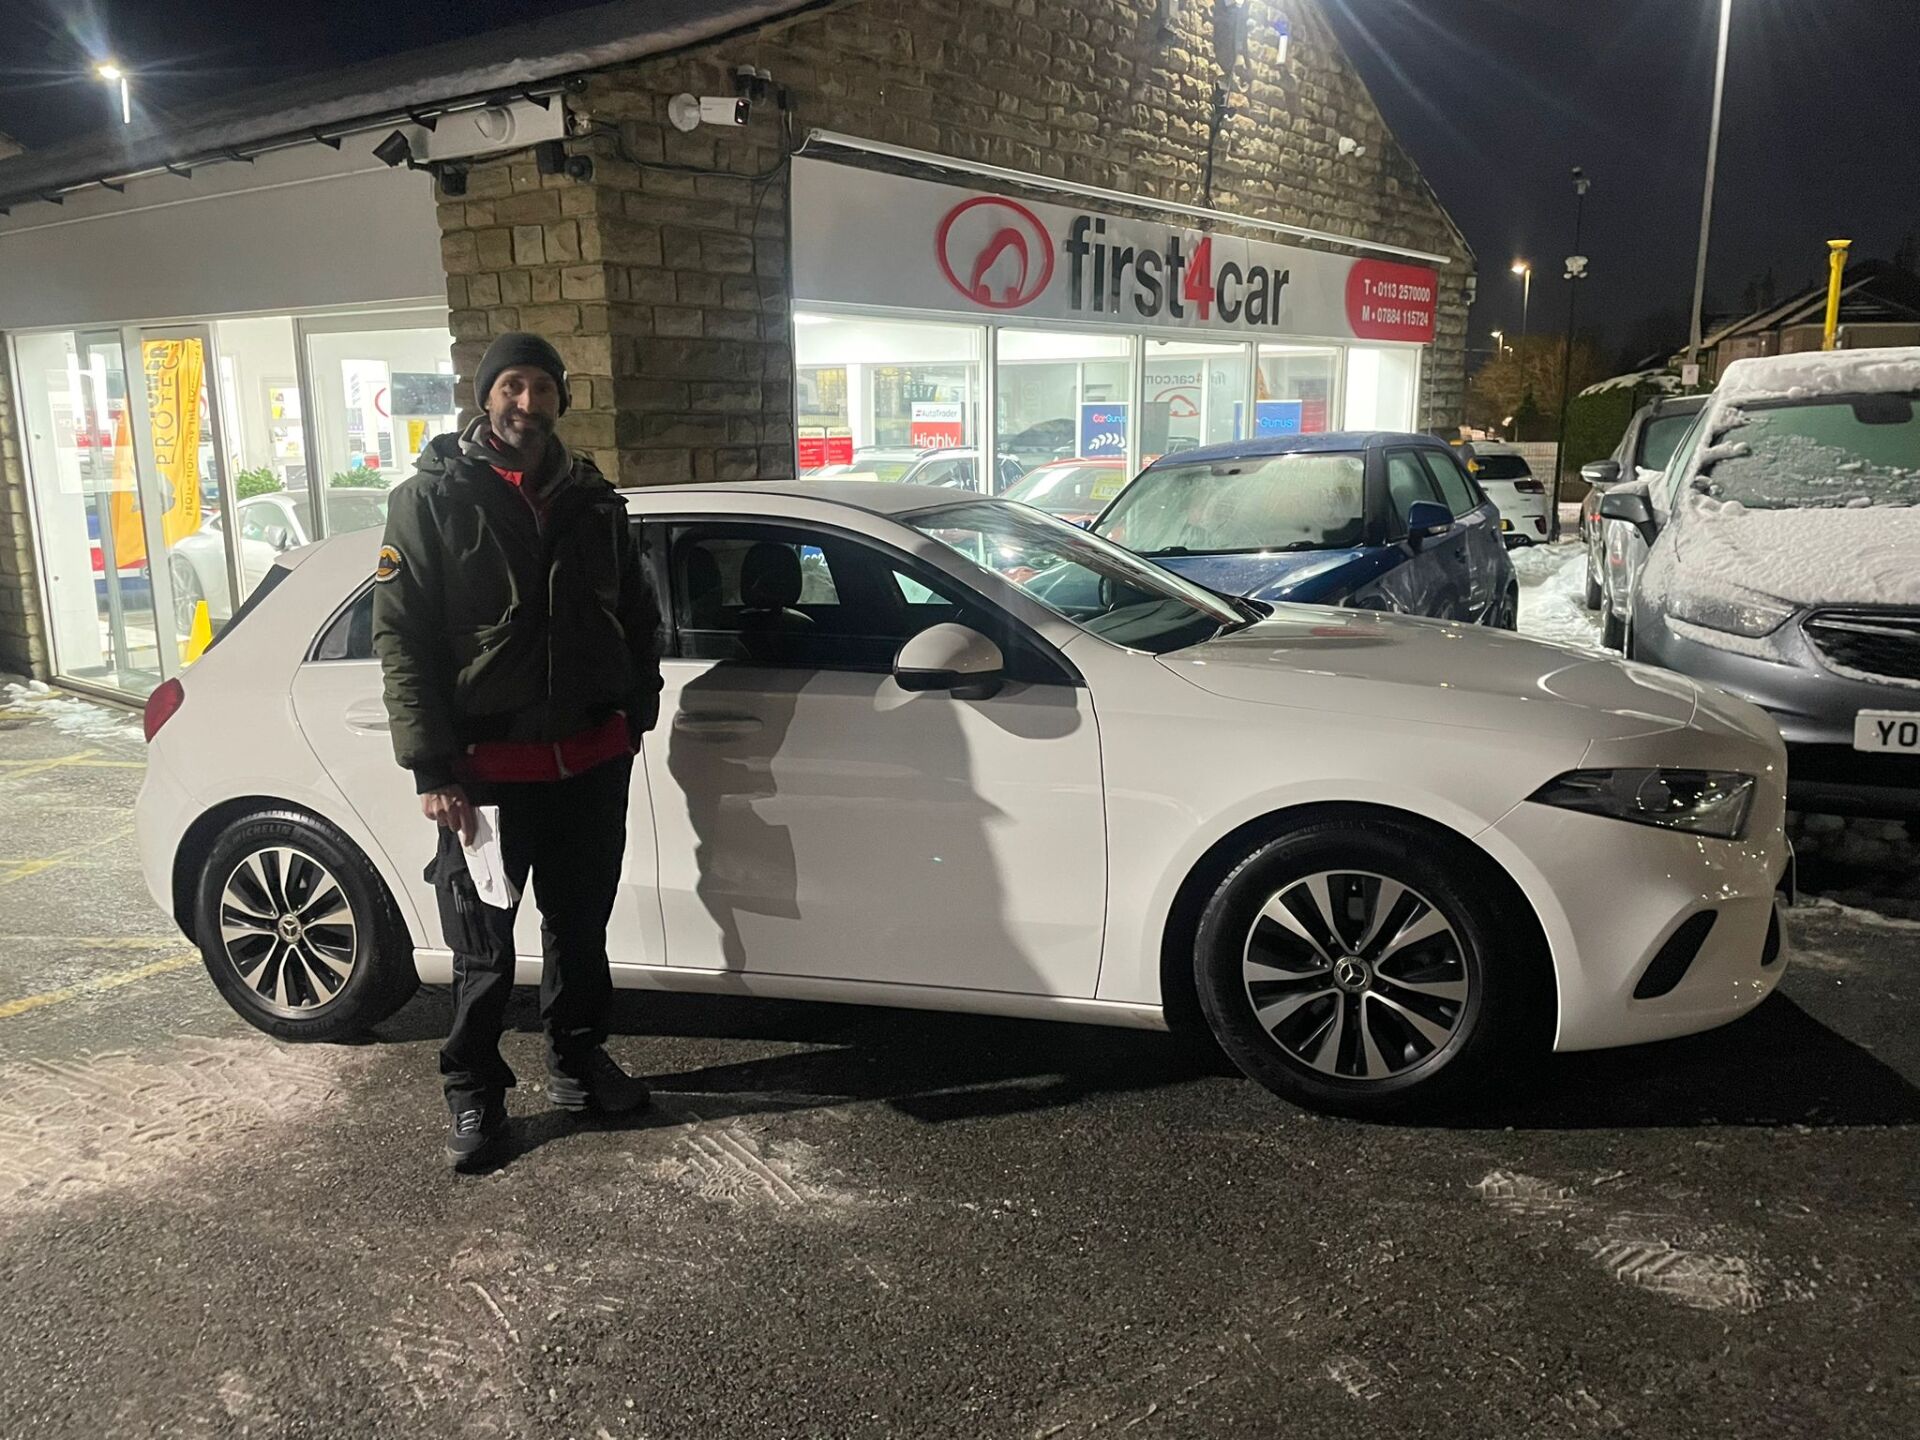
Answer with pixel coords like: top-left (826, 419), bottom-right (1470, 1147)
top-left (667, 93), bottom-right (750, 132)
top-left (372, 130), bottom-right (413, 168)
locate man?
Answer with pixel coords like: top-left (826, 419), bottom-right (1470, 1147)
top-left (373, 331), bottom-right (663, 1172)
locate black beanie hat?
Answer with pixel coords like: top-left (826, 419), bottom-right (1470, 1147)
top-left (475, 331), bottom-right (570, 415)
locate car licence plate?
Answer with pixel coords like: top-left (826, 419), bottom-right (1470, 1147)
top-left (1854, 711), bottom-right (1920, 753)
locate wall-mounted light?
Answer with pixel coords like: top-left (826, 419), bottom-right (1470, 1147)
top-left (1337, 135), bottom-right (1368, 159)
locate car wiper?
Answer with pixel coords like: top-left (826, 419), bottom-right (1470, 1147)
top-left (1142, 545), bottom-right (1194, 556)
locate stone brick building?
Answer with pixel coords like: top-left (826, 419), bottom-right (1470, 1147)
top-left (0, 0), bottom-right (1472, 696)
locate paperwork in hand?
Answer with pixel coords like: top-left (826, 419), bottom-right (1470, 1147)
top-left (462, 806), bottom-right (520, 909)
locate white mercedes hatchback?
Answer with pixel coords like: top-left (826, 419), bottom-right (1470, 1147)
top-left (136, 483), bottom-right (1792, 1115)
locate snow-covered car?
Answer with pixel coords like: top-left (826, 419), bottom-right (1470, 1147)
top-left (137, 483), bottom-right (1790, 1116)
top-left (1463, 442), bottom-right (1551, 546)
top-left (168, 489), bottom-right (389, 629)
top-left (1582, 394), bottom-right (1706, 613)
top-left (1601, 347), bottom-right (1920, 815)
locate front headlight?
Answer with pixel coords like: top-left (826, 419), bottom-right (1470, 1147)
top-left (1529, 768), bottom-right (1756, 840)
top-left (1665, 583), bottom-right (1794, 638)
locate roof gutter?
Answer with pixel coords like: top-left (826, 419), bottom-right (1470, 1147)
top-left (0, 85), bottom-right (569, 214)
top-left (796, 129), bottom-right (1455, 267)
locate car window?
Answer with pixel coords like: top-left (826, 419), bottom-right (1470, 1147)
top-left (1696, 393), bottom-right (1920, 509)
top-left (312, 584), bottom-right (375, 662)
top-left (1638, 412), bottom-right (1696, 473)
top-left (1385, 451), bottom-right (1444, 536)
top-left (1468, 453), bottom-right (1532, 480)
top-left (1094, 452), bottom-right (1367, 554)
top-left (668, 521), bottom-right (1033, 673)
top-left (1421, 450), bottom-right (1481, 516)
top-left (1659, 413), bottom-right (1709, 513)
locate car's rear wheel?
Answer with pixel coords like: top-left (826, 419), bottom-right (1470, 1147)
top-left (1487, 586), bottom-right (1519, 630)
top-left (192, 809), bottom-right (418, 1040)
top-left (1583, 559), bottom-right (1604, 611)
top-left (1601, 609), bottom-right (1625, 651)
top-left (169, 557), bottom-right (203, 636)
top-left (1193, 819), bottom-right (1543, 1116)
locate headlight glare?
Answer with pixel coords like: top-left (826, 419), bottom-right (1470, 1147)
top-left (1529, 768), bottom-right (1756, 840)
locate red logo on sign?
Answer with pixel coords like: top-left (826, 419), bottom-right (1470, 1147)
top-left (1345, 259), bottom-right (1439, 343)
top-left (936, 197), bottom-right (1054, 310)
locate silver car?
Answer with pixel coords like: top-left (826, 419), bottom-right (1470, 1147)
top-left (1581, 393), bottom-right (1706, 616)
top-left (170, 489), bottom-right (389, 628)
top-left (1601, 348), bottom-right (1920, 815)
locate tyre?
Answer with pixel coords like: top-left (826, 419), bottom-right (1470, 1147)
top-left (1582, 561), bottom-right (1603, 612)
top-left (1601, 608), bottom-right (1625, 651)
top-left (1483, 586), bottom-right (1518, 631)
top-left (1192, 818), bottom-right (1545, 1116)
top-left (169, 557), bottom-right (203, 636)
top-left (192, 809), bottom-right (418, 1040)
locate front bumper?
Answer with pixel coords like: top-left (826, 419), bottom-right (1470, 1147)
top-left (1634, 611), bottom-right (1920, 813)
top-left (1487, 802), bottom-right (1790, 1052)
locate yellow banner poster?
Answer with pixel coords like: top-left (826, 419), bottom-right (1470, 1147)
top-left (108, 339), bottom-right (205, 569)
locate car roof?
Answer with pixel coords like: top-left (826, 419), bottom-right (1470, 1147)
top-left (1145, 430), bottom-right (1441, 468)
top-left (1465, 440), bottom-right (1521, 455)
top-left (615, 480), bottom-right (996, 519)
top-left (1031, 456), bottom-right (1125, 468)
top-left (1645, 393), bottom-right (1708, 418)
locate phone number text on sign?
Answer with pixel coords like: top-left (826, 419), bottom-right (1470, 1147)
top-left (1345, 259), bottom-right (1440, 343)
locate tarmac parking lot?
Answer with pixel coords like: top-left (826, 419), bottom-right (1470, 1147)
top-left (0, 674), bottom-right (1916, 1439)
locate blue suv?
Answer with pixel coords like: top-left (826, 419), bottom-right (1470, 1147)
top-left (1090, 431), bottom-right (1518, 626)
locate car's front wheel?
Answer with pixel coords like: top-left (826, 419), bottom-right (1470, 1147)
top-left (192, 809), bottom-right (418, 1040)
top-left (1193, 818), bottom-right (1543, 1116)
top-left (1583, 557), bottom-right (1604, 611)
top-left (1601, 608), bottom-right (1625, 650)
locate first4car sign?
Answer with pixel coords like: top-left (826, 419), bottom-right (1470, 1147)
top-left (793, 158), bottom-right (1440, 344)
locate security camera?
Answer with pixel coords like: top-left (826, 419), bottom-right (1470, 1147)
top-left (667, 93), bottom-right (749, 132)
top-left (372, 130), bottom-right (413, 168)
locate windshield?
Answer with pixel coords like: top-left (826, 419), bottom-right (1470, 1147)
top-left (1006, 464), bottom-right (1127, 512)
top-left (1093, 452), bottom-right (1366, 555)
top-left (315, 490), bottom-right (391, 535)
top-left (1638, 412), bottom-right (1697, 473)
top-left (1696, 393), bottom-right (1920, 510)
top-left (1469, 453), bottom-right (1531, 480)
top-left (905, 501), bottom-right (1248, 654)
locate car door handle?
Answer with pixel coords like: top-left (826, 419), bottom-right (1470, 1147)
top-left (672, 712), bottom-right (763, 741)
top-left (344, 703), bottom-right (390, 734)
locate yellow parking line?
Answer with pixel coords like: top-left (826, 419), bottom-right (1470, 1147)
top-left (0, 825), bottom-right (138, 887)
top-left (0, 757), bottom-right (145, 770)
top-left (0, 951), bottom-right (200, 1021)
top-left (0, 751), bottom-right (99, 781)
top-left (0, 935), bottom-right (187, 948)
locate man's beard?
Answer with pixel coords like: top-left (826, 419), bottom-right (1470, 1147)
top-left (494, 409), bottom-right (554, 449)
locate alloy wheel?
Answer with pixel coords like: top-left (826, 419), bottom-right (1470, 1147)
top-left (217, 846), bottom-right (359, 1017)
top-left (1241, 870), bottom-right (1470, 1082)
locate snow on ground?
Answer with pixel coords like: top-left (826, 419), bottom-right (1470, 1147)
top-left (1, 680), bottom-right (144, 745)
top-left (1513, 540), bottom-right (1603, 649)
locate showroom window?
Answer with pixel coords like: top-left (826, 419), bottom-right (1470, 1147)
top-left (996, 329), bottom-right (1133, 480)
top-left (1256, 345), bottom-right (1341, 438)
top-left (1344, 346), bottom-right (1422, 431)
top-left (12, 308), bottom-right (452, 700)
top-left (1142, 339), bottom-right (1249, 463)
top-left (793, 313), bottom-right (983, 477)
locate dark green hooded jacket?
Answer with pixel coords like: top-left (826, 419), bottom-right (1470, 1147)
top-left (371, 417), bottom-right (663, 793)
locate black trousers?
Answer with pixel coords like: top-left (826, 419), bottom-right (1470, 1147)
top-left (429, 754), bottom-right (633, 1109)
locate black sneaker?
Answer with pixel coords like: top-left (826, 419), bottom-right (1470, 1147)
top-left (547, 1048), bottom-right (651, 1115)
top-left (445, 1099), bottom-right (508, 1171)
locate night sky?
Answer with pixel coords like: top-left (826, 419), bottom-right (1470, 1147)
top-left (3, 0), bottom-right (1915, 365)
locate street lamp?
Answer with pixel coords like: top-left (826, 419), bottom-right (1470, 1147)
top-left (96, 62), bottom-right (130, 125)
top-left (1551, 167), bottom-right (1592, 543)
top-left (1685, 0), bottom-right (1734, 382)
top-left (1511, 260), bottom-right (1533, 342)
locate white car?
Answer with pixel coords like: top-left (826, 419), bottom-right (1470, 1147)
top-left (136, 483), bottom-right (1791, 1115)
top-left (1465, 442), bottom-right (1552, 545)
top-left (169, 489), bottom-right (390, 628)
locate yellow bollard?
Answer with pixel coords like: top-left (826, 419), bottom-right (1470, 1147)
top-left (1823, 239), bottom-right (1852, 351)
top-left (182, 599), bottom-right (214, 665)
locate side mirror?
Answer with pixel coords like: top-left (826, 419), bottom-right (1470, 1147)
top-left (1599, 490), bottom-right (1659, 546)
top-left (1404, 500), bottom-right (1455, 549)
top-left (894, 623), bottom-right (1005, 700)
top-left (1581, 459), bottom-right (1622, 485)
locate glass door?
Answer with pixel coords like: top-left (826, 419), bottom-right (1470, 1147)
top-left (121, 326), bottom-right (237, 673)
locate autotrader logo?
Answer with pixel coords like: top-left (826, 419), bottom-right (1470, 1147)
top-left (936, 196), bottom-right (1054, 309)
